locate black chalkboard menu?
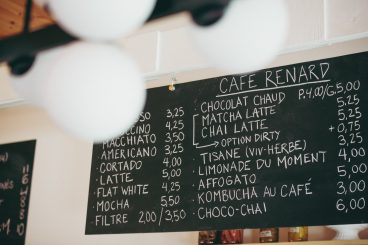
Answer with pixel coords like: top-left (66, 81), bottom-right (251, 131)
top-left (86, 52), bottom-right (368, 234)
top-left (0, 140), bottom-right (36, 244)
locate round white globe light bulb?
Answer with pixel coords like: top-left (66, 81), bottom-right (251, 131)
top-left (190, 0), bottom-right (289, 73)
top-left (48, 0), bottom-right (156, 41)
top-left (43, 42), bottom-right (146, 142)
top-left (11, 47), bottom-right (63, 106)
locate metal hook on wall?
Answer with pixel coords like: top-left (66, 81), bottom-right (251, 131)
top-left (168, 74), bottom-right (177, 92)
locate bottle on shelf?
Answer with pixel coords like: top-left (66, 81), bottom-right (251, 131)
top-left (219, 229), bottom-right (244, 244)
top-left (198, 230), bottom-right (218, 245)
top-left (288, 226), bottom-right (308, 242)
top-left (259, 228), bottom-right (279, 243)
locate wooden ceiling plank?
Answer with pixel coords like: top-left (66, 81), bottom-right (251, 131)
top-left (0, 0), bottom-right (53, 39)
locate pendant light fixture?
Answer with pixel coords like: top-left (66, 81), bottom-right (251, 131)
top-left (190, 0), bottom-right (288, 73)
top-left (4, 0), bottom-right (289, 142)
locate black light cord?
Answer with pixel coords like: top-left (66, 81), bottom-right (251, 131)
top-left (23, 0), bottom-right (33, 33)
top-left (9, 0), bottom-right (35, 75)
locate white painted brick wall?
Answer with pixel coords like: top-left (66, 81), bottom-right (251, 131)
top-left (325, 0), bottom-right (368, 39)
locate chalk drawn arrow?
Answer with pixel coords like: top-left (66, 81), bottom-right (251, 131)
top-left (192, 114), bottom-right (219, 149)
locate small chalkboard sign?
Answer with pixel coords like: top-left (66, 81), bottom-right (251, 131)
top-left (0, 140), bottom-right (36, 245)
top-left (86, 51), bottom-right (368, 234)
